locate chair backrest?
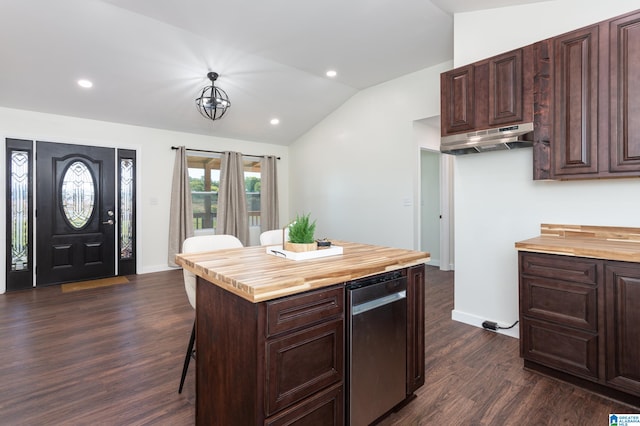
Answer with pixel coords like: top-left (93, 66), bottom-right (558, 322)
top-left (181, 235), bottom-right (243, 309)
top-left (260, 229), bottom-right (288, 246)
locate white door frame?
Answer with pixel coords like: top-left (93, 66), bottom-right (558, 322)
top-left (414, 117), bottom-right (454, 271)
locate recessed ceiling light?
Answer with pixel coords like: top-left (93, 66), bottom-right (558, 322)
top-left (270, 118), bottom-right (280, 125)
top-left (77, 79), bottom-right (93, 88)
top-left (326, 70), bottom-right (337, 78)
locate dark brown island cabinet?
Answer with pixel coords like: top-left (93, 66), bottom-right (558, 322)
top-left (517, 225), bottom-right (640, 407)
top-left (175, 241), bottom-right (429, 426)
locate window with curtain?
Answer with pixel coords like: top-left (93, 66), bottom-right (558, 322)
top-left (187, 153), bottom-right (261, 233)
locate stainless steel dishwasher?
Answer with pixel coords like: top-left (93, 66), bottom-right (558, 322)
top-left (346, 270), bottom-right (407, 426)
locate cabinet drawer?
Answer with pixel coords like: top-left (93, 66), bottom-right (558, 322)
top-left (265, 383), bottom-right (344, 426)
top-left (266, 318), bottom-right (344, 415)
top-left (266, 286), bottom-right (344, 337)
top-left (520, 252), bottom-right (601, 285)
top-left (521, 317), bottom-right (599, 380)
top-left (521, 276), bottom-right (598, 331)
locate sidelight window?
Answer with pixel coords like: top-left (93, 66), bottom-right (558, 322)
top-left (117, 149), bottom-right (136, 275)
top-left (10, 150), bottom-right (29, 271)
top-left (6, 138), bottom-right (34, 291)
top-left (120, 158), bottom-right (134, 259)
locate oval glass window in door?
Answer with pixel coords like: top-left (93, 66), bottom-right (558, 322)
top-left (61, 161), bottom-right (96, 229)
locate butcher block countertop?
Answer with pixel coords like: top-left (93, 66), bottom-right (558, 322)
top-left (515, 224), bottom-right (640, 262)
top-left (175, 240), bottom-right (430, 303)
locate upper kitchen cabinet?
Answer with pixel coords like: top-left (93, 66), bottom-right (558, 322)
top-left (440, 65), bottom-right (475, 135)
top-left (440, 47), bottom-right (533, 136)
top-left (551, 25), bottom-right (600, 177)
top-left (489, 49), bottom-right (528, 126)
top-left (534, 9), bottom-right (640, 180)
top-left (609, 11), bottom-right (640, 173)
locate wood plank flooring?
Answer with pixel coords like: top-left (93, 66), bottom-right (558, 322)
top-left (0, 266), bottom-right (635, 425)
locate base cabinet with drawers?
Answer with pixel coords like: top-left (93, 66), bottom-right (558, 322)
top-left (195, 263), bottom-right (426, 425)
top-left (518, 252), bottom-right (640, 405)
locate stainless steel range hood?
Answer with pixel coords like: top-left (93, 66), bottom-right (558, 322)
top-left (440, 122), bottom-right (534, 155)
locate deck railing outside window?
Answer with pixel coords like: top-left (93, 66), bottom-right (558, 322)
top-left (192, 191), bottom-right (260, 230)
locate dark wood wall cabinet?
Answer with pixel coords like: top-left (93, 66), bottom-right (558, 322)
top-left (195, 264), bottom-right (426, 425)
top-left (532, 9), bottom-right (640, 180)
top-left (440, 8), bottom-right (640, 180)
top-left (441, 46), bottom-right (533, 136)
top-left (518, 252), bottom-right (640, 407)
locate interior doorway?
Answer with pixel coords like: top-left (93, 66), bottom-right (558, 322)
top-left (421, 149), bottom-right (440, 266)
top-left (414, 117), bottom-right (454, 271)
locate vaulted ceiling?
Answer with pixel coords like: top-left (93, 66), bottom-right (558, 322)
top-left (0, 0), bottom-right (549, 145)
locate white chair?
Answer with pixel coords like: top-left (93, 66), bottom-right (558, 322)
top-left (178, 234), bottom-right (243, 394)
top-left (259, 228), bottom-right (289, 246)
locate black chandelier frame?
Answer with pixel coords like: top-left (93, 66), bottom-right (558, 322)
top-left (195, 71), bottom-right (231, 122)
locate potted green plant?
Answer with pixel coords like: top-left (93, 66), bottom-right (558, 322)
top-left (284, 213), bottom-right (317, 252)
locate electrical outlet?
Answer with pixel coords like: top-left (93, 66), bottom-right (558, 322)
top-left (482, 321), bottom-right (498, 331)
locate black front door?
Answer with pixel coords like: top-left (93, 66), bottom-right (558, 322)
top-left (36, 142), bottom-right (116, 286)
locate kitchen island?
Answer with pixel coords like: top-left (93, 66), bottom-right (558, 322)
top-left (175, 241), bottom-right (429, 425)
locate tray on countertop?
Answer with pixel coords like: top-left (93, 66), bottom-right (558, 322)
top-left (266, 245), bottom-right (343, 261)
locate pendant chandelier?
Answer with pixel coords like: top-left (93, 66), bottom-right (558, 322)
top-left (195, 72), bottom-right (231, 122)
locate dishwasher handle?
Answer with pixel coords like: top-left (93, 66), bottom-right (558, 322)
top-left (352, 290), bottom-right (406, 316)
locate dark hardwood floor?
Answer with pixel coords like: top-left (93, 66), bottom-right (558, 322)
top-left (0, 266), bottom-right (635, 425)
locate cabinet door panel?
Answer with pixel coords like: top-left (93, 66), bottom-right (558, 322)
top-left (265, 384), bottom-right (344, 426)
top-left (605, 263), bottom-right (640, 396)
top-left (521, 317), bottom-right (599, 380)
top-left (441, 65), bottom-right (475, 134)
top-left (406, 264), bottom-right (425, 394)
top-left (266, 319), bottom-right (344, 415)
top-left (520, 252), bottom-right (600, 285)
top-left (610, 11), bottom-right (640, 173)
top-left (489, 49), bottom-right (523, 125)
top-left (521, 276), bottom-right (597, 331)
top-left (553, 25), bottom-right (600, 176)
top-left (266, 286), bottom-right (343, 337)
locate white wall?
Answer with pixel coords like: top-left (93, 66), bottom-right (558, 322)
top-left (451, 0), bottom-right (640, 337)
top-left (1, 107), bottom-right (289, 293)
top-left (288, 62), bottom-right (450, 250)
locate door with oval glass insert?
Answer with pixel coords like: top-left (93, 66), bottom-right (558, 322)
top-left (36, 142), bottom-right (115, 286)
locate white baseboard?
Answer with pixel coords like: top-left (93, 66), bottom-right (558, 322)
top-left (451, 309), bottom-right (520, 339)
top-left (439, 262), bottom-right (454, 271)
top-left (139, 264), bottom-right (177, 274)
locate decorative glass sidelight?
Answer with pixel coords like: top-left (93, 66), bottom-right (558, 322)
top-left (120, 158), bottom-right (134, 259)
top-left (11, 150), bottom-right (29, 271)
top-left (61, 161), bottom-right (95, 229)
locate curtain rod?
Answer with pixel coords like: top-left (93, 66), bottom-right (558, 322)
top-left (171, 146), bottom-right (280, 160)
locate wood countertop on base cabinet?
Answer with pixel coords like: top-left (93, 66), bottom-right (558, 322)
top-left (516, 225), bottom-right (640, 408)
top-left (175, 242), bottom-right (429, 425)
